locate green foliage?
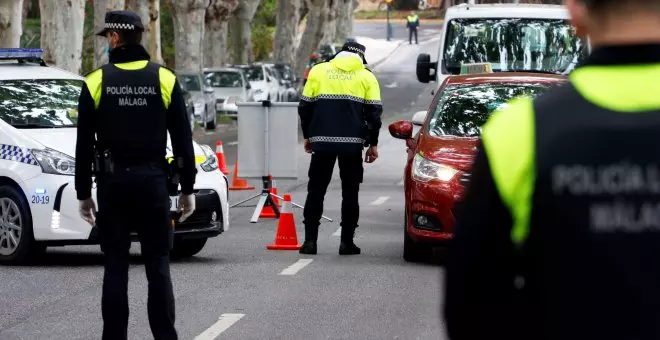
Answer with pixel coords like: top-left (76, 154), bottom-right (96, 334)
top-left (251, 0), bottom-right (276, 62)
top-left (160, 0), bottom-right (175, 68)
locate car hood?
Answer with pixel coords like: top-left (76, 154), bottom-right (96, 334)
top-left (19, 128), bottom-right (206, 159)
top-left (212, 87), bottom-right (244, 99)
top-left (417, 133), bottom-right (479, 172)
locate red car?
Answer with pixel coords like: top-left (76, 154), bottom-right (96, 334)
top-left (389, 72), bottom-right (567, 262)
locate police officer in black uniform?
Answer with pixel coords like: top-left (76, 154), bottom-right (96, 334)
top-left (75, 10), bottom-right (196, 340)
top-left (298, 41), bottom-right (383, 255)
top-left (444, 0), bottom-right (660, 339)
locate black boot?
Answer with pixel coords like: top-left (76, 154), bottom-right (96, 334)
top-left (299, 241), bottom-right (317, 255)
top-left (339, 227), bottom-right (361, 255)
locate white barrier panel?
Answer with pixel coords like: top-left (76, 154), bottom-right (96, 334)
top-left (237, 102), bottom-right (299, 179)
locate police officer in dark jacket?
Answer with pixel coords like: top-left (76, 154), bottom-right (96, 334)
top-left (444, 1), bottom-right (660, 339)
top-left (75, 10), bottom-right (196, 340)
top-left (298, 41), bottom-right (383, 255)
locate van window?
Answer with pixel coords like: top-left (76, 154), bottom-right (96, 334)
top-left (443, 18), bottom-right (586, 75)
top-left (0, 79), bottom-right (82, 128)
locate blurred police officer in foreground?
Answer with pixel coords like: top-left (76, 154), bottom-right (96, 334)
top-left (75, 10), bottom-right (196, 340)
top-left (298, 41), bottom-right (383, 255)
top-left (444, 1), bottom-right (660, 339)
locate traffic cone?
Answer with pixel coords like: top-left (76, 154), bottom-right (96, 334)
top-left (267, 194), bottom-right (301, 250)
top-left (259, 195), bottom-right (278, 219)
top-left (215, 141), bottom-right (230, 175)
top-left (228, 159), bottom-right (255, 191)
top-left (269, 175), bottom-right (280, 207)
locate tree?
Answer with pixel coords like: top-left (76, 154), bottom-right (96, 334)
top-left (335, 0), bottom-right (355, 41)
top-left (40, 0), bottom-right (86, 74)
top-left (0, 0), bottom-right (24, 48)
top-left (293, 0), bottom-right (328, 78)
top-left (204, 0), bottom-right (237, 67)
top-left (126, 0), bottom-right (163, 63)
top-left (321, 0), bottom-right (339, 44)
top-left (273, 0), bottom-right (299, 64)
top-left (168, 0), bottom-right (208, 71)
top-left (93, 0), bottom-right (125, 68)
top-left (228, 0), bottom-right (261, 64)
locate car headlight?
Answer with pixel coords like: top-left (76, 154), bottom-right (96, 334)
top-left (199, 144), bottom-right (219, 172)
top-left (412, 153), bottom-right (458, 183)
top-left (31, 148), bottom-right (76, 176)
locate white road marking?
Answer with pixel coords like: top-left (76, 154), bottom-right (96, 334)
top-left (194, 313), bottom-right (245, 340)
top-left (332, 227), bottom-right (342, 236)
top-left (385, 82), bottom-right (398, 88)
top-left (369, 196), bottom-right (390, 205)
top-left (226, 141), bottom-right (238, 146)
top-left (279, 259), bottom-right (313, 275)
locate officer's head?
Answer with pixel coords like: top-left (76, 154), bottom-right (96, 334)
top-left (565, 0), bottom-right (660, 44)
top-left (96, 10), bottom-right (145, 50)
top-left (340, 41), bottom-right (368, 65)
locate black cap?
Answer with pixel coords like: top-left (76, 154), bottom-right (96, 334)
top-left (340, 41), bottom-right (368, 65)
top-left (96, 10), bottom-right (145, 37)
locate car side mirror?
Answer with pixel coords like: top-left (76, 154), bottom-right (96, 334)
top-left (389, 120), bottom-right (413, 140)
top-left (412, 111), bottom-right (427, 126)
top-left (246, 83), bottom-right (252, 90)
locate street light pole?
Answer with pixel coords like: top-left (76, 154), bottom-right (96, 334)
top-left (386, 3), bottom-right (391, 41)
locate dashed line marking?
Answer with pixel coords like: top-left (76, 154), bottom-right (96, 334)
top-left (194, 313), bottom-right (245, 340)
top-left (369, 196), bottom-right (390, 205)
top-left (279, 259), bottom-right (313, 275)
top-left (332, 227), bottom-right (342, 236)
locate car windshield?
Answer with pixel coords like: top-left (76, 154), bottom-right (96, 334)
top-left (443, 18), bottom-right (586, 75)
top-left (274, 65), bottom-right (293, 80)
top-left (0, 79), bottom-right (83, 128)
top-left (241, 66), bottom-right (264, 81)
top-left (179, 74), bottom-right (202, 92)
top-left (205, 71), bottom-right (243, 88)
top-left (428, 82), bottom-right (555, 137)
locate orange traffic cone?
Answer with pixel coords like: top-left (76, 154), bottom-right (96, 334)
top-left (215, 141), bottom-right (229, 175)
top-left (228, 159), bottom-right (255, 191)
top-left (267, 194), bottom-right (301, 250)
top-left (269, 175), bottom-right (280, 207)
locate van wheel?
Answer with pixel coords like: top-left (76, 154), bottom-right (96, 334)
top-left (403, 212), bottom-right (432, 263)
top-left (171, 238), bottom-right (207, 258)
top-left (0, 185), bottom-right (38, 265)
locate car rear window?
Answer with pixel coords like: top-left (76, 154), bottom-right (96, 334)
top-left (427, 82), bottom-right (555, 137)
top-left (0, 79), bottom-right (83, 128)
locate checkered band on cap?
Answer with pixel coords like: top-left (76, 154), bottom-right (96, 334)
top-left (346, 45), bottom-right (365, 56)
top-left (105, 22), bottom-right (135, 30)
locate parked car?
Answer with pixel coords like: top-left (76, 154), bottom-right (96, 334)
top-left (388, 69), bottom-right (566, 262)
top-left (177, 70), bottom-right (218, 130)
top-left (266, 64), bottom-right (288, 102)
top-left (267, 62), bottom-right (300, 102)
top-left (179, 83), bottom-right (196, 131)
top-left (204, 67), bottom-right (251, 119)
top-left (231, 63), bottom-right (280, 102)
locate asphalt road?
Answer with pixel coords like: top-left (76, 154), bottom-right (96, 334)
top-left (0, 24), bottom-right (447, 340)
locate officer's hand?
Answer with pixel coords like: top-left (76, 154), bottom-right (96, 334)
top-left (304, 139), bottom-right (312, 153)
top-left (78, 198), bottom-right (97, 226)
top-left (178, 194), bottom-right (196, 222)
top-left (365, 146), bottom-right (378, 163)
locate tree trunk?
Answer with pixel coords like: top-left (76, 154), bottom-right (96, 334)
top-left (169, 0), bottom-right (207, 71)
top-left (321, 0), bottom-right (339, 44)
top-left (204, 0), bottom-right (237, 67)
top-left (294, 0), bottom-right (327, 78)
top-left (93, 0), bottom-right (125, 68)
top-left (40, 0), bottom-right (85, 74)
top-left (228, 0), bottom-right (260, 64)
top-left (274, 0), bottom-right (300, 64)
top-left (126, 0), bottom-right (163, 63)
top-left (0, 0), bottom-right (24, 48)
top-left (335, 0), bottom-right (355, 41)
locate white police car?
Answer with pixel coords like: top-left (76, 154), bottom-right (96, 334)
top-left (0, 49), bottom-right (229, 265)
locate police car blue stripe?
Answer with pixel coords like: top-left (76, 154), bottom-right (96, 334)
top-left (0, 144), bottom-right (39, 166)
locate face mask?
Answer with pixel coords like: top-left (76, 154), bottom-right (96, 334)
top-left (105, 44), bottom-right (110, 59)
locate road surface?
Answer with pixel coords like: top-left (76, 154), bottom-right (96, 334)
top-left (0, 23), bottom-right (447, 340)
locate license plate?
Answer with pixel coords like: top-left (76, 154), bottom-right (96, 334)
top-left (169, 196), bottom-right (179, 212)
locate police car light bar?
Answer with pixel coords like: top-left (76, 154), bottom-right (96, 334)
top-left (0, 48), bottom-right (44, 61)
top-left (460, 62), bottom-right (494, 75)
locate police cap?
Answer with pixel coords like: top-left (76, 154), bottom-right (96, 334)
top-left (96, 10), bottom-right (145, 37)
top-left (340, 41), bottom-right (368, 65)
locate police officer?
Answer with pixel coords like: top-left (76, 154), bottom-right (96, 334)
top-left (406, 11), bottom-right (419, 45)
top-left (298, 41), bottom-right (383, 255)
top-left (444, 1), bottom-right (660, 339)
top-left (75, 10), bottom-right (196, 340)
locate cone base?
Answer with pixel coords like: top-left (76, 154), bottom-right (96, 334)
top-left (229, 186), bottom-right (255, 191)
top-left (267, 243), bottom-right (301, 250)
top-left (259, 212), bottom-right (278, 218)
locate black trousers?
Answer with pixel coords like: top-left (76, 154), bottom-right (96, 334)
top-left (409, 28), bottom-right (418, 44)
top-left (96, 165), bottom-right (177, 340)
top-left (303, 151), bottom-right (363, 242)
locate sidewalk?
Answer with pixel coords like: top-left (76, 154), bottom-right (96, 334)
top-left (355, 36), bottom-right (405, 68)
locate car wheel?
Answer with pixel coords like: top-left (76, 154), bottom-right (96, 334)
top-left (403, 212), bottom-right (432, 263)
top-left (0, 185), bottom-right (40, 265)
top-left (205, 109), bottom-right (216, 130)
top-left (171, 238), bottom-right (207, 258)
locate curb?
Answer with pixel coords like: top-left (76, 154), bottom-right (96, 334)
top-left (369, 40), bottom-right (405, 69)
